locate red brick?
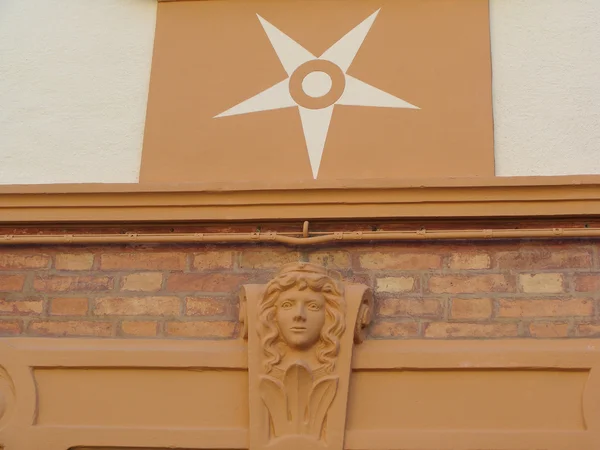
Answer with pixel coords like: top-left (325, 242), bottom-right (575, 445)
top-left (50, 297), bottom-right (88, 316)
top-left (29, 320), bottom-right (112, 337)
top-left (529, 322), bottom-right (570, 338)
top-left (167, 273), bottom-right (248, 292)
top-left (0, 274), bottom-right (26, 292)
top-left (495, 248), bottom-right (592, 270)
top-left (165, 321), bottom-right (236, 338)
top-left (192, 251), bottom-right (234, 270)
top-left (121, 272), bottom-right (163, 292)
top-left (370, 321), bottom-right (419, 338)
top-left (34, 275), bottom-right (112, 292)
top-left (428, 274), bottom-right (513, 294)
top-left (379, 298), bottom-right (442, 318)
top-left (519, 273), bottom-right (564, 293)
top-left (577, 323), bottom-right (600, 337)
top-left (4, 241), bottom-right (598, 342)
top-left (186, 297), bottom-right (227, 316)
top-left (376, 276), bottom-right (417, 293)
top-left (425, 322), bottom-right (519, 338)
top-left (100, 252), bottom-right (186, 270)
top-left (0, 253), bottom-right (50, 270)
top-left (120, 321), bottom-right (159, 337)
top-left (240, 250), bottom-right (299, 269)
top-left (0, 299), bottom-right (43, 315)
top-left (0, 320), bottom-right (22, 335)
top-left (346, 272), bottom-right (372, 286)
top-left (308, 251), bottom-right (351, 269)
top-left (573, 274), bottom-right (600, 292)
top-left (359, 252), bottom-right (442, 270)
top-left (93, 296), bottom-right (180, 316)
top-left (448, 252), bottom-right (491, 270)
top-left (450, 298), bottom-right (493, 320)
top-left (55, 253), bottom-right (94, 271)
top-left (498, 298), bottom-right (593, 318)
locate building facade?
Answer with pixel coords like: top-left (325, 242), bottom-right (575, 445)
top-left (1, 1), bottom-right (600, 449)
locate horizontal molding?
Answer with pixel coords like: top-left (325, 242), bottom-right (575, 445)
top-left (5, 336), bottom-right (600, 370)
top-left (8, 338), bottom-right (248, 368)
top-left (2, 176), bottom-right (600, 223)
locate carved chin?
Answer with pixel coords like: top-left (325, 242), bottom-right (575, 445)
top-left (282, 332), bottom-right (320, 350)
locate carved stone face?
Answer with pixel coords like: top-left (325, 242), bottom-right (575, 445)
top-left (275, 288), bottom-right (326, 350)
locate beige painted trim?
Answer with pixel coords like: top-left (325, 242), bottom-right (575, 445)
top-left (2, 176), bottom-right (600, 223)
top-left (0, 338), bottom-right (599, 449)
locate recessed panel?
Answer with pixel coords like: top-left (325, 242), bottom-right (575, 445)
top-left (35, 368), bottom-right (248, 428)
top-left (347, 369), bottom-right (588, 430)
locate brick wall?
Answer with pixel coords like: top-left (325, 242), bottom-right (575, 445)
top-left (0, 240), bottom-right (599, 339)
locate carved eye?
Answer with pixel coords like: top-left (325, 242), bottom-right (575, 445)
top-left (280, 301), bottom-right (293, 309)
top-left (308, 302), bottom-right (321, 311)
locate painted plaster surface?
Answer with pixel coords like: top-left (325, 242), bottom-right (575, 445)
top-left (491, 0), bottom-right (600, 176)
top-left (214, 10), bottom-right (419, 179)
top-left (0, 0), bottom-right (156, 184)
top-left (0, 0), bottom-right (599, 184)
top-left (141, 0), bottom-right (494, 183)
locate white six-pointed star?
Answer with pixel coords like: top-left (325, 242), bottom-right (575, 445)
top-left (214, 9), bottom-right (419, 179)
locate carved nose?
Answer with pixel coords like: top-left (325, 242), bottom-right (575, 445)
top-left (293, 304), bottom-right (307, 321)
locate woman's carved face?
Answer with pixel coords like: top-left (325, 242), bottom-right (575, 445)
top-left (275, 287), bottom-right (326, 350)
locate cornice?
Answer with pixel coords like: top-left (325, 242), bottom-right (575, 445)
top-left (1, 176), bottom-right (600, 224)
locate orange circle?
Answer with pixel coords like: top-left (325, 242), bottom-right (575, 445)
top-left (289, 60), bottom-right (346, 110)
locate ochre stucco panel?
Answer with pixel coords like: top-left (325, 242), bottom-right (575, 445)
top-left (0, 338), bottom-right (599, 450)
top-left (140, 0), bottom-right (494, 184)
top-left (35, 368), bottom-right (248, 427)
top-left (347, 369), bottom-right (588, 430)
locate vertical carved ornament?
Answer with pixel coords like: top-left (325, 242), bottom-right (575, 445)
top-left (240, 262), bottom-right (372, 450)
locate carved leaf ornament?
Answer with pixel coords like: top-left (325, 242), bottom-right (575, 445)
top-left (260, 362), bottom-right (338, 439)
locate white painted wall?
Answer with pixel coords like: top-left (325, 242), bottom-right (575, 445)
top-left (0, 0), bottom-right (156, 184)
top-left (491, 0), bottom-right (600, 176)
top-left (0, 0), bottom-right (598, 184)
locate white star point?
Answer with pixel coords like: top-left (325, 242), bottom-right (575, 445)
top-left (337, 75), bottom-right (419, 109)
top-left (256, 14), bottom-right (315, 76)
top-left (213, 79), bottom-right (295, 118)
top-left (319, 8), bottom-right (381, 72)
top-left (298, 106), bottom-right (335, 179)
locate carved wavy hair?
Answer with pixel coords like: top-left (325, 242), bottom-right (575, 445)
top-left (258, 271), bottom-right (346, 374)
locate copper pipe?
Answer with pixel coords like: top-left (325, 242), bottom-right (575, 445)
top-left (1, 227), bottom-right (600, 246)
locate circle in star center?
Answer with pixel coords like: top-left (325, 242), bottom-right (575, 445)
top-left (289, 60), bottom-right (346, 110)
top-left (302, 72), bottom-right (332, 98)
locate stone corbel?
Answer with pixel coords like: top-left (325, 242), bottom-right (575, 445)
top-left (240, 262), bottom-right (373, 450)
